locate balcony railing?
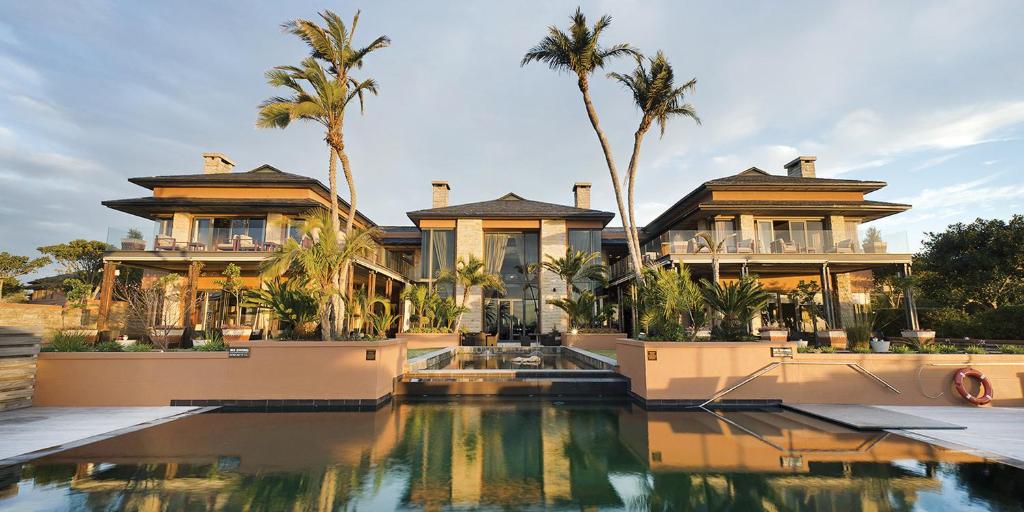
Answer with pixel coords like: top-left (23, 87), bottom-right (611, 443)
top-left (107, 227), bottom-right (275, 252)
top-left (646, 229), bottom-right (909, 256)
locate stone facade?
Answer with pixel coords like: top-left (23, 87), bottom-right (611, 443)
top-left (539, 219), bottom-right (568, 332)
top-left (431, 181), bottom-right (450, 208)
top-left (455, 218), bottom-right (483, 331)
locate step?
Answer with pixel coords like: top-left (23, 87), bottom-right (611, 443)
top-left (397, 377), bottom-right (629, 397)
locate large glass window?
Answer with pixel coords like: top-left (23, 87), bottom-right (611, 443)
top-left (483, 232), bottom-right (540, 340)
top-left (192, 217), bottom-right (266, 250)
top-left (420, 229), bottom-right (455, 295)
top-left (568, 229), bottom-right (602, 294)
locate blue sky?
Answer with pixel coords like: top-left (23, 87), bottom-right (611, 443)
top-left (1, 1), bottom-right (1023, 272)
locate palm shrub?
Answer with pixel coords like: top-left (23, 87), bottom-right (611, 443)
top-left (701, 275), bottom-right (770, 340)
top-left (631, 265), bottom-right (704, 341)
top-left (436, 255), bottom-right (505, 333)
top-left (400, 284), bottom-right (437, 329)
top-left (433, 296), bottom-right (468, 332)
top-left (244, 278), bottom-right (318, 339)
top-left (366, 306), bottom-right (399, 339)
top-left (542, 249), bottom-right (606, 297)
top-left (347, 287), bottom-right (390, 336)
top-left (548, 291), bottom-right (597, 332)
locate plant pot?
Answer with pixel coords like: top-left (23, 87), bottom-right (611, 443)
top-left (759, 329), bottom-right (789, 342)
top-left (870, 339), bottom-right (891, 353)
top-left (691, 328), bottom-right (711, 340)
top-left (796, 339), bottom-right (809, 349)
top-left (901, 330), bottom-right (936, 344)
top-left (192, 339), bottom-right (209, 348)
top-left (863, 241), bottom-right (888, 253)
top-left (115, 338), bottom-right (137, 347)
top-left (221, 327), bottom-right (252, 342)
top-left (816, 329), bottom-right (848, 350)
top-left (120, 239), bottom-right (146, 251)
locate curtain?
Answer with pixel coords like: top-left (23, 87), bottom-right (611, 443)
top-left (485, 234), bottom-right (510, 274)
top-left (431, 230), bottom-right (451, 276)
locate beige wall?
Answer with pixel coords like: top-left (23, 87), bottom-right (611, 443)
top-left (398, 333), bottom-right (460, 350)
top-left (565, 333), bottom-right (623, 351)
top-left (617, 340), bottom-right (1024, 406)
top-left (540, 219), bottom-right (568, 332)
top-left (455, 219), bottom-right (484, 331)
top-left (34, 340), bottom-right (406, 406)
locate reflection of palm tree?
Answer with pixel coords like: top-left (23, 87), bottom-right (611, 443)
top-left (516, 262), bottom-right (541, 333)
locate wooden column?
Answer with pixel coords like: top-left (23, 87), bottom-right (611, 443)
top-left (368, 271), bottom-right (377, 302)
top-left (346, 265), bottom-right (355, 304)
top-left (96, 261), bottom-right (118, 342)
top-left (902, 263), bottom-right (920, 330)
top-left (181, 261), bottom-right (202, 347)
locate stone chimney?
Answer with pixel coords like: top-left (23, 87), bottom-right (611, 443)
top-left (784, 156), bottom-right (816, 178)
top-left (202, 152), bottom-right (235, 174)
top-left (573, 182), bottom-right (592, 209)
top-left (431, 181), bottom-right (450, 208)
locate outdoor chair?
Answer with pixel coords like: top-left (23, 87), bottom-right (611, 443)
top-left (828, 239), bottom-right (855, 253)
top-left (736, 239), bottom-right (754, 253)
top-left (773, 239), bottom-right (797, 253)
top-left (216, 236), bottom-right (238, 252)
top-left (237, 235), bottom-right (258, 251)
top-left (154, 235), bottom-right (176, 251)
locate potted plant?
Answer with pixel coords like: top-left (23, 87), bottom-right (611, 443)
top-left (900, 328), bottom-right (936, 345)
top-left (862, 227), bottom-right (887, 253)
top-left (758, 322), bottom-right (789, 342)
top-left (870, 337), bottom-right (891, 353)
top-left (217, 264), bottom-right (252, 342)
top-left (121, 228), bottom-right (147, 251)
top-left (789, 280), bottom-right (847, 349)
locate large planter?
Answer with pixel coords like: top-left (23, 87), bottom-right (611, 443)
top-left (120, 238), bottom-right (146, 251)
top-left (759, 329), bottom-right (789, 342)
top-left (221, 327), bottom-right (252, 343)
top-left (150, 328), bottom-right (184, 347)
top-left (901, 330), bottom-right (936, 344)
top-left (398, 332), bottom-right (459, 350)
top-left (816, 329), bottom-right (848, 350)
top-left (863, 241), bottom-right (888, 253)
top-left (870, 339), bottom-right (891, 353)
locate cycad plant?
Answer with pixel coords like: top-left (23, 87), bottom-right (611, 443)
top-left (261, 208), bottom-right (379, 340)
top-left (244, 278), bottom-right (317, 338)
top-left (522, 8), bottom-right (644, 282)
top-left (436, 255), bottom-right (505, 333)
top-left (542, 249), bottom-right (606, 297)
top-left (701, 276), bottom-right (770, 340)
top-left (609, 51), bottom-right (699, 274)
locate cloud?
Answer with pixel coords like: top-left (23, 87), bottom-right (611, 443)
top-left (891, 174), bottom-right (1024, 211)
top-left (909, 153), bottom-right (960, 172)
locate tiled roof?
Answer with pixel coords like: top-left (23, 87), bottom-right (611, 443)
top-left (704, 167), bottom-right (885, 188)
top-left (102, 197), bottom-right (321, 219)
top-left (379, 225), bottom-right (421, 246)
top-left (407, 193), bottom-right (615, 222)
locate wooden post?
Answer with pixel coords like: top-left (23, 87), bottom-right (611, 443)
top-left (96, 261), bottom-right (118, 342)
top-left (181, 261), bottom-right (202, 347)
top-left (368, 271), bottom-right (377, 302)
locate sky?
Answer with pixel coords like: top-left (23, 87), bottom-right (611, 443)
top-left (1, 0), bottom-right (1023, 277)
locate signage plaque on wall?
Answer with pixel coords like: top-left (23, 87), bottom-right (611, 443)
top-left (228, 347), bottom-right (250, 358)
top-left (770, 347), bottom-right (794, 358)
top-left (646, 350), bottom-right (658, 361)
top-left (366, 349), bottom-right (377, 361)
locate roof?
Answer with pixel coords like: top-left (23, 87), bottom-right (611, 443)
top-left (119, 165), bottom-right (376, 226)
top-left (407, 192), bottom-right (615, 224)
top-left (103, 197), bottom-right (322, 220)
top-left (704, 167), bottom-right (887, 191)
top-left (379, 225), bottom-right (422, 246)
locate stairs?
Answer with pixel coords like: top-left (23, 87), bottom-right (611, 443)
top-left (397, 369), bottom-right (629, 398)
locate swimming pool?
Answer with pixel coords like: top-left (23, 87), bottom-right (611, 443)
top-left (2, 402), bottom-right (1021, 510)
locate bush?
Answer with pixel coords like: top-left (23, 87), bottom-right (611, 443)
top-left (124, 343), bottom-right (154, 352)
top-left (797, 345), bottom-right (815, 354)
top-left (817, 346), bottom-right (835, 353)
top-left (916, 343), bottom-right (941, 354)
top-left (43, 331), bottom-right (91, 352)
top-left (924, 305), bottom-right (1024, 340)
top-left (891, 344), bottom-right (914, 354)
top-left (937, 344), bottom-right (959, 354)
top-left (405, 327), bottom-right (453, 334)
top-left (94, 341), bottom-right (123, 352)
top-left (195, 339), bottom-right (227, 352)
top-left (851, 345), bottom-right (871, 354)
top-left (964, 345), bottom-right (987, 354)
top-left (999, 344), bottom-right (1024, 354)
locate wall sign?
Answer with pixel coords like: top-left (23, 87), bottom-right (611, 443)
top-left (770, 347), bottom-right (794, 358)
top-left (366, 349), bottom-right (377, 361)
top-left (647, 350), bottom-right (658, 361)
top-left (228, 347), bottom-right (250, 358)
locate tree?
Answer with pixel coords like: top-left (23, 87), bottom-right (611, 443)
top-left (0, 251), bottom-right (50, 300)
top-left (436, 255), bottom-right (505, 333)
top-left (702, 276), bottom-right (770, 340)
top-left (915, 215), bottom-right (1024, 311)
top-left (541, 249), bottom-right (606, 298)
top-left (400, 284), bottom-right (436, 329)
top-left (261, 208), bottom-right (380, 340)
top-left (215, 263), bottom-right (247, 327)
top-left (522, 8), bottom-right (644, 282)
top-left (609, 51), bottom-right (699, 279)
top-left (693, 231), bottom-right (728, 284)
top-left (787, 280), bottom-right (829, 332)
top-left (37, 239), bottom-right (110, 294)
top-left (115, 273), bottom-right (198, 350)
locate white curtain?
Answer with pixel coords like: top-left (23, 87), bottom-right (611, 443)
top-left (485, 234), bottom-right (510, 274)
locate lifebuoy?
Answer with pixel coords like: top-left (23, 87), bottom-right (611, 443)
top-left (954, 367), bottom-right (993, 406)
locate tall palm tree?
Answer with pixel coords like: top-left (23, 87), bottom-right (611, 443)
top-left (609, 51), bottom-right (700, 275)
top-left (281, 10), bottom-right (390, 237)
top-left (436, 255), bottom-right (505, 333)
top-left (542, 249), bottom-right (606, 298)
top-left (261, 208), bottom-right (380, 340)
top-left (522, 8), bottom-right (645, 282)
top-left (693, 231), bottom-right (730, 284)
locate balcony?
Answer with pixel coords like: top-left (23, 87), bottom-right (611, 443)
top-left (106, 228), bottom-right (276, 253)
top-left (647, 229), bottom-right (909, 256)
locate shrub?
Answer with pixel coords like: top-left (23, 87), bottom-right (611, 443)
top-left (974, 306), bottom-right (1024, 340)
top-left (916, 343), bottom-right (941, 354)
top-left (845, 317), bottom-right (873, 348)
top-left (999, 344), bottom-right (1024, 354)
top-left (851, 345), bottom-right (871, 354)
top-left (817, 346), bottom-right (836, 353)
top-left (406, 327), bottom-right (453, 334)
top-left (44, 331), bottom-right (91, 352)
top-left (964, 345), bottom-right (987, 354)
top-left (797, 345), bottom-right (815, 354)
top-left (124, 343), bottom-right (154, 352)
top-left (195, 339), bottom-right (227, 352)
top-left (94, 341), bottom-right (123, 352)
top-left (937, 344), bottom-right (960, 354)
top-left (891, 344), bottom-right (914, 354)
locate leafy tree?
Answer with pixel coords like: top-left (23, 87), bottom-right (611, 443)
top-left (61, 277), bottom-right (93, 328)
top-left (215, 263), bottom-right (247, 327)
top-left (0, 251), bottom-right (50, 299)
top-left (436, 255), bottom-right (505, 333)
top-left (610, 50), bottom-right (699, 280)
top-left (522, 8), bottom-right (644, 282)
top-left (916, 215), bottom-right (1024, 310)
top-left (37, 239), bottom-right (110, 293)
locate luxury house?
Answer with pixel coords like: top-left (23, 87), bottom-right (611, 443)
top-left (93, 153), bottom-right (916, 342)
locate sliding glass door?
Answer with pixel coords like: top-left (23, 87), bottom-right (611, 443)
top-left (483, 232), bottom-right (539, 341)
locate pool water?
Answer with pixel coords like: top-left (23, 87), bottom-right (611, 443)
top-left (2, 402), bottom-right (1022, 511)
top-left (441, 350), bottom-right (595, 370)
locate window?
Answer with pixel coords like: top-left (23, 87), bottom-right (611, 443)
top-left (845, 220), bottom-right (862, 253)
top-left (420, 229), bottom-right (455, 295)
top-left (192, 217), bottom-right (266, 250)
top-left (284, 218), bottom-right (304, 242)
top-left (713, 219), bottom-right (737, 252)
top-left (568, 229), bottom-right (602, 293)
top-left (155, 218), bottom-right (173, 237)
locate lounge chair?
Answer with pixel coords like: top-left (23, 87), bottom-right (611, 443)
top-left (216, 236), bottom-right (238, 252)
top-left (154, 235), bottom-right (176, 251)
top-left (237, 235), bottom-right (258, 251)
top-left (773, 239), bottom-right (797, 253)
top-left (736, 239), bottom-right (754, 254)
top-left (828, 239), bottom-right (855, 253)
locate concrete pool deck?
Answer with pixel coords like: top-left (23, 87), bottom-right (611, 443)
top-left (0, 406), bottom-right (209, 465)
top-left (879, 406), bottom-right (1024, 469)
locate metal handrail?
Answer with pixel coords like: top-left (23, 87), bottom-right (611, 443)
top-left (698, 361), bottom-right (902, 408)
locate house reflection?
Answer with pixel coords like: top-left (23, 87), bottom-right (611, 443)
top-left (5, 403), bottom-right (1021, 511)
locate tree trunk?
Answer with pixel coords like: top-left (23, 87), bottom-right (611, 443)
top-left (320, 301), bottom-right (333, 342)
top-left (625, 122), bottom-right (651, 283)
top-left (338, 141), bottom-right (358, 237)
top-left (577, 77), bottom-right (644, 284)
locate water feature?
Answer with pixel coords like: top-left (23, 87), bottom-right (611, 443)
top-left (2, 402), bottom-right (1022, 510)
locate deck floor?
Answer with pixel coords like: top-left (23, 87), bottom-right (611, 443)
top-left (0, 406), bottom-right (206, 465)
top-left (784, 404), bottom-right (964, 430)
top-left (879, 406), bottom-right (1024, 469)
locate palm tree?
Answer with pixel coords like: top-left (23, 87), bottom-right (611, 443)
top-left (281, 10), bottom-right (390, 237)
top-left (522, 8), bottom-right (645, 282)
top-left (609, 51), bottom-right (700, 275)
top-left (542, 249), bottom-right (607, 298)
top-left (260, 208), bottom-right (380, 340)
top-left (400, 284), bottom-right (435, 329)
top-left (701, 275), bottom-right (770, 339)
top-left (693, 231), bottom-right (731, 284)
top-left (436, 255), bottom-right (505, 333)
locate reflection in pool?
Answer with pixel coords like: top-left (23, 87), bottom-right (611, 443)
top-left (2, 402), bottom-right (1022, 511)
top-left (442, 350), bottom-right (595, 370)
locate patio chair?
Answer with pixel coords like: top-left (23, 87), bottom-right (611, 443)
top-left (154, 235), bottom-right (176, 251)
top-left (215, 236), bottom-right (238, 252)
top-left (773, 239), bottom-right (797, 253)
top-left (828, 239), bottom-right (855, 253)
top-left (736, 239), bottom-right (754, 254)
top-left (237, 235), bottom-right (257, 251)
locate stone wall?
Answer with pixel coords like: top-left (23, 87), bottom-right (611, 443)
top-left (539, 219), bottom-right (568, 332)
top-left (455, 218), bottom-right (484, 331)
top-left (0, 303), bottom-right (64, 334)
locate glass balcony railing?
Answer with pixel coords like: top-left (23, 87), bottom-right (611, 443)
top-left (644, 229), bottom-right (909, 256)
top-left (106, 227), bottom-right (151, 251)
top-left (107, 227), bottom-right (274, 252)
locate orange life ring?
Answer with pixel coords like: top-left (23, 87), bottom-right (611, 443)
top-left (954, 367), bottom-right (993, 406)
